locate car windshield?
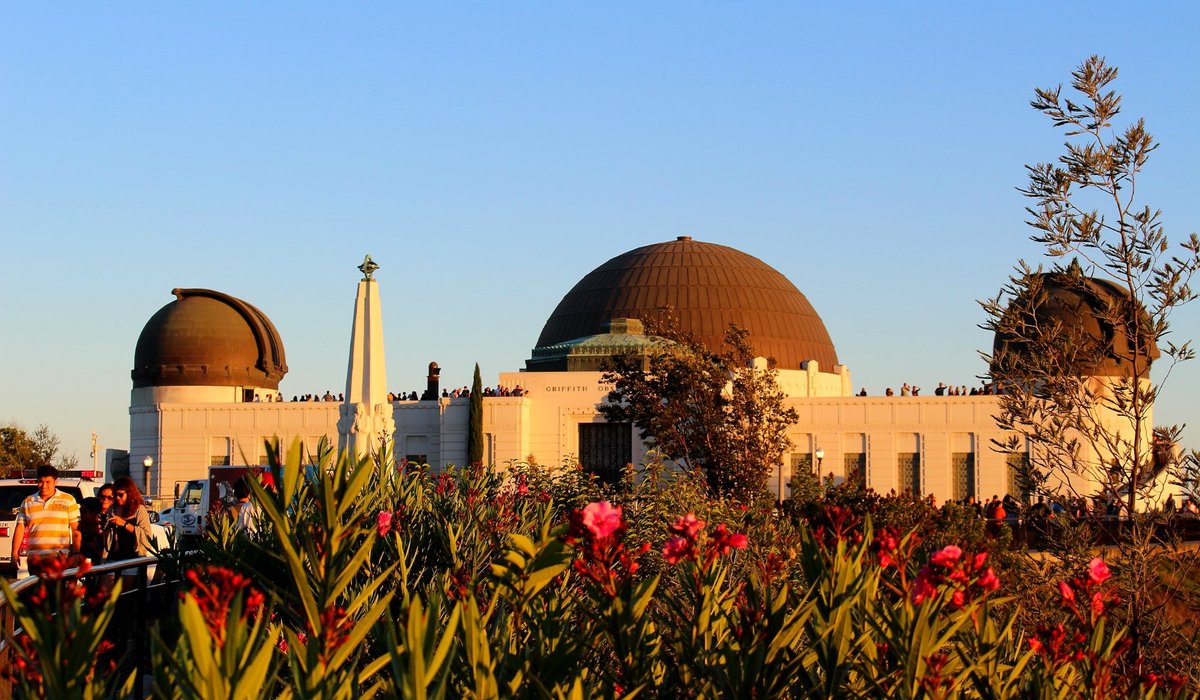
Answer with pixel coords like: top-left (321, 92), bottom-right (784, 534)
top-left (180, 483), bottom-right (204, 506)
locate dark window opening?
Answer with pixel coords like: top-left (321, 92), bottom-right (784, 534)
top-left (898, 453), bottom-right (920, 496)
top-left (953, 453), bottom-right (975, 501)
top-left (1006, 453), bottom-right (1031, 502)
top-left (844, 453), bottom-right (866, 487)
top-left (579, 423), bottom-right (632, 486)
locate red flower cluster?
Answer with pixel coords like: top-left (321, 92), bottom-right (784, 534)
top-left (6, 636), bottom-right (44, 688)
top-left (1028, 622), bottom-right (1089, 665)
top-left (1055, 557), bottom-right (1117, 619)
top-left (376, 504), bottom-right (407, 538)
top-left (808, 505), bottom-right (864, 552)
top-left (27, 553), bottom-right (91, 581)
top-left (662, 513), bottom-right (705, 565)
top-left (3, 555), bottom-right (114, 691)
top-left (306, 605), bottom-right (352, 660)
top-left (563, 501), bottom-right (649, 598)
top-left (447, 565), bottom-right (472, 601)
top-left (183, 566), bottom-right (265, 645)
top-left (661, 513), bottom-right (748, 569)
top-left (919, 652), bottom-right (955, 698)
top-left (872, 525), bottom-right (920, 571)
top-left (376, 511), bottom-right (393, 537)
top-left (1135, 666), bottom-right (1188, 694)
top-left (909, 545), bottom-right (1000, 608)
top-left (22, 554), bottom-right (96, 612)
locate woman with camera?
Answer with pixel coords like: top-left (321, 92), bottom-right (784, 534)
top-left (104, 476), bottom-right (152, 561)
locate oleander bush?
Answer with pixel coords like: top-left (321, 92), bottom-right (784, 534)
top-left (2, 439), bottom-right (1195, 698)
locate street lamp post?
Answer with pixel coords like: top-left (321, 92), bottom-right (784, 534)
top-left (814, 448), bottom-right (825, 479)
top-left (143, 455), bottom-right (154, 498)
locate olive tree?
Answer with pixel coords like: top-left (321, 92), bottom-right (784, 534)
top-left (600, 324), bottom-right (797, 501)
top-left (982, 55), bottom-right (1200, 671)
top-left (984, 55), bottom-right (1200, 517)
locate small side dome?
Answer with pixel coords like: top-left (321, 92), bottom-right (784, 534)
top-left (132, 288), bottom-right (288, 389)
top-left (991, 262), bottom-right (1159, 378)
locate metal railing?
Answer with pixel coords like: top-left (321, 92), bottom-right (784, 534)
top-left (0, 556), bottom-right (176, 700)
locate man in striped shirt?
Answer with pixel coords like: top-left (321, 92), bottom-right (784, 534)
top-left (11, 465), bottom-right (81, 570)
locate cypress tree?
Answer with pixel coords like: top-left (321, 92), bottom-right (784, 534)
top-left (468, 363), bottom-right (484, 466)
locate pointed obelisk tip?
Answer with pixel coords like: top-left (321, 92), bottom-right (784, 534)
top-left (358, 254), bottom-right (380, 281)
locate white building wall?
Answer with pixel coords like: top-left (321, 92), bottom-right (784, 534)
top-left (138, 368), bottom-right (1147, 507)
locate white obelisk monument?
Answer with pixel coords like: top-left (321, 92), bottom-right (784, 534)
top-left (337, 255), bottom-right (395, 463)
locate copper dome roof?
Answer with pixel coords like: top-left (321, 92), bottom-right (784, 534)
top-left (991, 262), bottom-right (1159, 378)
top-left (532, 237), bottom-right (838, 370)
top-left (132, 288), bottom-right (288, 389)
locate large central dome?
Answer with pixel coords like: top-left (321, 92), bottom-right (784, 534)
top-left (531, 237), bottom-right (838, 370)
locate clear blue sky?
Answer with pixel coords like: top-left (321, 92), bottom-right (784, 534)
top-left (3, 3), bottom-right (1198, 464)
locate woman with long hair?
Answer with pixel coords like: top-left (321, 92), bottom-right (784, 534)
top-left (104, 476), bottom-right (153, 561)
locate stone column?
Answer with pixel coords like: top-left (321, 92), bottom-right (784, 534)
top-left (337, 256), bottom-right (396, 463)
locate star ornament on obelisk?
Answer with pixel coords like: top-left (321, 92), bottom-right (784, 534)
top-left (358, 254), bottom-right (379, 280)
top-left (337, 254), bottom-right (395, 465)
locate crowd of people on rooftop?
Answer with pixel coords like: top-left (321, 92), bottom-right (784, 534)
top-left (287, 392), bottom-right (342, 402)
top-left (252, 386), bottom-right (534, 404)
top-left (858, 381), bottom-right (998, 397)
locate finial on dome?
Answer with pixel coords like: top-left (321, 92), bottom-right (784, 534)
top-left (358, 255), bottom-right (380, 281)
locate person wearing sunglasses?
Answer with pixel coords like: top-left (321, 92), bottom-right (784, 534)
top-left (103, 477), bottom-right (152, 562)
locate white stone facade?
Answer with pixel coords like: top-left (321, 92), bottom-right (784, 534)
top-left (129, 362), bottom-right (1031, 506)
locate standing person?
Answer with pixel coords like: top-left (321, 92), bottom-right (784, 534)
top-left (230, 477), bottom-right (259, 534)
top-left (104, 476), bottom-right (153, 561)
top-left (11, 465), bottom-right (81, 575)
top-left (78, 497), bottom-right (106, 563)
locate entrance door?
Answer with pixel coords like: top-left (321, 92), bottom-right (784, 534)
top-left (578, 423), bottom-right (632, 485)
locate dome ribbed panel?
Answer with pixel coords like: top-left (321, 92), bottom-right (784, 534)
top-left (132, 289), bottom-right (288, 389)
top-left (534, 239), bottom-right (838, 370)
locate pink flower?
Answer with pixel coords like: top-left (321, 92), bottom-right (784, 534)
top-left (663, 536), bottom-right (691, 564)
top-left (1087, 558), bottom-right (1111, 585)
top-left (582, 501), bottom-right (623, 541)
top-left (976, 567), bottom-right (1000, 592)
top-left (928, 545), bottom-right (962, 568)
top-left (376, 511), bottom-right (393, 537)
top-left (1057, 581), bottom-right (1076, 607)
top-left (668, 512), bottom-right (706, 540)
top-left (710, 524), bottom-right (748, 555)
top-left (872, 526), bottom-right (902, 568)
top-left (911, 572), bottom-right (937, 604)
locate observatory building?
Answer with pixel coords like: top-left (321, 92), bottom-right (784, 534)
top-left (128, 237), bottom-right (1165, 505)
